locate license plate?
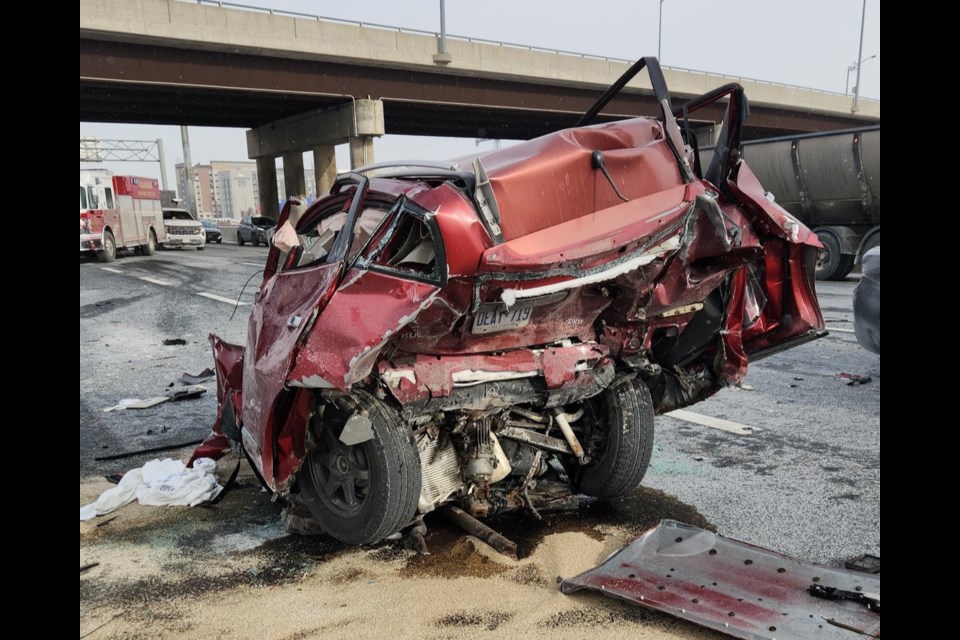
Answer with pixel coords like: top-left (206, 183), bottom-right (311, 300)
top-left (472, 304), bottom-right (533, 334)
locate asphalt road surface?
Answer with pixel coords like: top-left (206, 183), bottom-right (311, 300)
top-left (80, 243), bottom-right (880, 565)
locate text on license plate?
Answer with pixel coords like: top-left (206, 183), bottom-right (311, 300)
top-left (472, 304), bottom-right (533, 334)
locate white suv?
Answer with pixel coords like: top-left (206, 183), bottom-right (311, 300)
top-left (162, 209), bottom-right (205, 250)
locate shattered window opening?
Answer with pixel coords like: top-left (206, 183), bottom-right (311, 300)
top-left (288, 205), bottom-right (391, 271)
top-left (363, 207), bottom-right (443, 284)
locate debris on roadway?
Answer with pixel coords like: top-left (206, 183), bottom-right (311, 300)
top-left (178, 367), bottom-right (215, 385)
top-left (837, 372), bottom-right (873, 386)
top-left (561, 520), bottom-right (880, 639)
top-left (80, 458), bottom-right (222, 520)
top-left (103, 397), bottom-right (169, 412)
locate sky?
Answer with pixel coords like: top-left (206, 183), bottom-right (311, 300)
top-left (80, 0), bottom-right (880, 187)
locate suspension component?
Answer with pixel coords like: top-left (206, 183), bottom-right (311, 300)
top-left (553, 408), bottom-right (589, 465)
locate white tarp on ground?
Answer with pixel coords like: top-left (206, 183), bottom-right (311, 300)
top-left (80, 458), bottom-right (222, 521)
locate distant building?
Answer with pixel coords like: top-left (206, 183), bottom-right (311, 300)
top-left (210, 161), bottom-right (259, 219)
top-left (176, 161), bottom-right (260, 220)
top-left (176, 160), bottom-right (337, 219)
top-left (276, 167), bottom-right (318, 202)
top-left (175, 163), bottom-right (213, 216)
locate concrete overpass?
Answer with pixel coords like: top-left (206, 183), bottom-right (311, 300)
top-left (80, 0), bottom-right (880, 216)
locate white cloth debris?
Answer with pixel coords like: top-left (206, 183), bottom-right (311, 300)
top-left (80, 458), bottom-right (222, 521)
top-left (103, 397), bottom-right (169, 412)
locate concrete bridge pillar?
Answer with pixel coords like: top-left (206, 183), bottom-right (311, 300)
top-left (247, 99), bottom-right (384, 204)
top-left (349, 98), bottom-right (384, 169)
top-left (313, 145), bottom-right (337, 196)
top-left (282, 152), bottom-right (306, 200)
top-left (256, 157), bottom-right (279, 219)
top-left (349, 137), bottom-right (374, 169)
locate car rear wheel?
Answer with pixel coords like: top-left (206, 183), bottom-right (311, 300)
top-left (238, 234), bottom-right (245, 246)
top-left (815, 229), bottom-right (854, 280)
top-left (96, 231), bottom-right (116, 263)
top-left (299, 391), bottom-right (421, 544)
top-left (575, 379), bottom-right (655, 499)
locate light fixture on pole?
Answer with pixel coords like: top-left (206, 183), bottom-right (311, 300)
top-left (846, 54), bottom-right (876, 96)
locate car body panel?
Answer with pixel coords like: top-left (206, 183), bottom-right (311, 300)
top-left (561, 520), bottom-right (881, 640)
top-left (241, 260), bottom-right (341, 486)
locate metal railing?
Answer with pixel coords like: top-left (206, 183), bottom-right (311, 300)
top-left (189, 0), bottom-right (878, 103)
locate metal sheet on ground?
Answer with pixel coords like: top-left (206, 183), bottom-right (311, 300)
top-left (561, 520), bottom-right (880, 640)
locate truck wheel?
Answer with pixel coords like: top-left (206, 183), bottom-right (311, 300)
top-left (575, 379), bottom-right (655, 499)
top-left (238, 234), bottom-right (245, 246)
top-left (96, 231), bottom-right (117, 263)
top-left (815, 230), bottom-right (854, 280)
top-left (299, 391), bottom-right (421, 544)
top-left (141, 230), bottom-right (158, 256)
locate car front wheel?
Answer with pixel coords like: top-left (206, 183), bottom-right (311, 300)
top-left (299, 391), bottom-right (421, 544)
top-left (575, 379), bottom-right (655, 499)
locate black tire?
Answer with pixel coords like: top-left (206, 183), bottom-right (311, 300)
top-left (815, 230), bottom-right (854, 280)
top-left (216, 237), bottom-right (222, 244)
top-left (576, 379), bottom-right (655, 499)
top-left (252, 237), bottom-right (260, 247)
top-left (96, 231), bottom-right (117, 263)
top-left (238, 234), bottom-right (246, 246)
top-left (197, 245), bottom-right (205, 251)
top-left (299, 391), bottom-right (421, 544)
top-left (141, 230), bottom-right (158, 256)
top-left (859, 230), bottom-right (880, 260)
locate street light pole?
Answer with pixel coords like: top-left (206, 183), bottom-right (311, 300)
top-left (852, 0), bottom-right (867, 112)
top-left (846, 54), bottom-right (876, 96)
top-left (658, 0), bottom-right (664, 60)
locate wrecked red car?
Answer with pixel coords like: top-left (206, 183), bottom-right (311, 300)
top-left (196, 58), bottom-right (825, 544)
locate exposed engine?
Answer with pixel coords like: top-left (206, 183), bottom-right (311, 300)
top-left (415, 405), bottom-right (586, 519)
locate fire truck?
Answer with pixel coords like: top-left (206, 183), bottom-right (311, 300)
top-left (79, 170), bottom-right (166, 262)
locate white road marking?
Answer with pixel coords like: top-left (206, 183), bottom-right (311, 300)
top-left (101, 267), bottom-right (124, 274)
top-left (197, 292), bottom-right (248, 306)
top-left (238, 262), bottom-right (265, 268)
top-left (665, 409), bottom-right (761, 435)
top-left (829, 327), bottom-right (856, 334)
top-left (138, 276), bottom-right (173, 286)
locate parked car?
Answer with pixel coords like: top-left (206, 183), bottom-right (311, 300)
top-left (853, 246), bottom-right (880, 354)
top-left (237, 216), bottom-right (276, 246)
top-left (201, 220), bottom-right (222, 244)
top-left (162, 208), bottom-right (205, 250)
top-left (193, 58), bottom-right (825, 545)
